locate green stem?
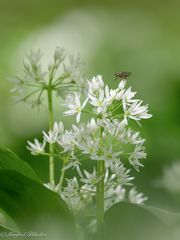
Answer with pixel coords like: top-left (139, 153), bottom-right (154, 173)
top-left (97, 160), bottom-right (105, 240)
top-left (58, 157), bottom-right (67, 193)
top-left (96, 126), bottom-right (105, 240)
top-left (47, 86), bottom-right (55, 186)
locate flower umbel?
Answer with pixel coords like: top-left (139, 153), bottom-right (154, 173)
top-left (11, 47), bottom-right (85, 108)
top-left (24, 67), bottom-right (151, 238)
top-left (27, 74), bottom-right (151, 214)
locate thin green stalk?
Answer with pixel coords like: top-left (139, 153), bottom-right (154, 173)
top-left (97, 160), bottom-right (105, 240)
top-left (97, 126), bottom-right (105, 240)
top-left (58, 157), bottom-right (67, 193)
top-left (47, 86), bottom-right (55, 186)
top-left (47, 62), bottom-right (68, 189)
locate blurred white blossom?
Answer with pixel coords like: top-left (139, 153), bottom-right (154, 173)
top-left (11, 47), bottom-right (85, 108)
top-left (128, 187), bottom-right (148, 204)
top-left (158, 161), bottom-right (180, 193)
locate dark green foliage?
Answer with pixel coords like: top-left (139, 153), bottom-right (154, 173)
top-left (0, 147), bottom-right (76, 240)
top-left (0, 146), bottom-right (41, 183)
top-left (105, 202), bottom-right (174, 240)
top-left (0, 170), bottom-right (75, 239)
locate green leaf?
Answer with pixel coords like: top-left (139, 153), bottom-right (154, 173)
top-left (144, 205), bottom-right (180, 225)
top-left (105, 202), bottom-right (173, 240)
top-left (0, 208), bottom-right (19, 232)
top-left (0, 170), bottom-right (76, 240)
top-left (0, 146), bottom-right (40, 182)
top-left (0, 225), bottom-right (13, 232)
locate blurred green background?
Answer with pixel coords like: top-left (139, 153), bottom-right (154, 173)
top-left (0, 0), bottom-right (180, 212)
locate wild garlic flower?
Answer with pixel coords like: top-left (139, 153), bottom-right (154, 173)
top-left (109, 162), bottom-right (134, 185)
top-left (122, 87), bottom-right (137, 111)
top-left (42, 121), bottom-right (64, 144)
top-left (129, 144), bottom-right (147, 171)
top-left (105, 185), bottom-right (126, 211)
top-left (11, 47), bottom-right (85, 108)
top-left (63, 93), bottom-right (88, 123)
top-left (59, 75), bottom-right (151, 212)
top-left (27, 139), bottom-right (46, 155)
top-left (58, 129), bottom-right (76, 152)
top-left (81, 168), bottom-right (102, 185)
top-left (88, 75), bottom-right (104, 93)
top-left (124, 100), bottom-right (152, 124)
top-left (27, 74), bottom-right (151, 214)
top-left (62, 177), bottom-right (83, 213)
top-left (128, 187), bottom-right (148, 204)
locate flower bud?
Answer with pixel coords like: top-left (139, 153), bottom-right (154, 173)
top-left (115, 90), bottom-right (124, 100)
top-left (23, 58), bottom-right (30, 71)
top-left (118, 80), bottom-right (126, 90)
top-left (54, 47), bottom-right (66, 62)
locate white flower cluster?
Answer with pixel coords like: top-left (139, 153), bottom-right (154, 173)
top-left (11, 47), bottom-right (85, 108)
top-left (64, 75), bottom-right (151, 123)
top-left (27, 75), bottom-right (151, 213)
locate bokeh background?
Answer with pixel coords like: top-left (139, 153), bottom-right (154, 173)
top-left (0, 0), bottom-right (180, 215)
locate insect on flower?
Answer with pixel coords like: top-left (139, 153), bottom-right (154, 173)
top-left (115, 71), bottom-right (132, 80)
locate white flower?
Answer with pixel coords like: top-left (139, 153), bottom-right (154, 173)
top-left (126, 129), bottom-right (145, 145)
top-left (104, 85), bottom-right (117, 103)
top-left (110, 162), bottom-right (134, 185)
top-left (81, 168), bottom-right (102, 186)
top-left (62, 176), bottom-right (94, 213)
top-left (129, 144), bottom-right (146, 171)
top-left (125, 100), bottom-right (152, 123)
top-left (58, 130), bottom-right (76, 151)
top-left (122, 87), bottom-right (137, 111)
top-left (89, 89), bottom-right (107, 114)
top-left (115, 90), bottom-right (125, 101)
top-left (104, 169), bottom-right (116, 186)
top-left (118, 79), bottom-right (126, 90)
top-left (27, 139), bottom-right (46, 155)
top-left (77, 136), bottom-right (99, 158)
top-left (72, 124), bottom-right (85, 138)
top-left (114, 119), bottom-right (127, 142)
top-left (54, 46), bottom-right (66, 62)
top-left (105, 185), bottom-right (126, 211)
top-left (43, 121), bottom-right (64, 144)
top-left (43, 130), bottom-right (58, 144)
top-left (53, 121), bottom-right (64, 134)
top-left (98, 118), bottom-right (115, 135)
top-left (101, 146), bottom-right (121, 166)
top-left (128, 187), bottom-right (148, 204)
top-left (63, 154), bottom-right (83, 178)
top-left (86, 118), bottom-right (98, 133)
top-left (63, 177), bottom-right (80, 198)
top-left (62, 177), bottom-right (83, 213)
top-left (64, 93), bottom-right (88, 123)
top-left (88, 75), bottom-right (104, 93)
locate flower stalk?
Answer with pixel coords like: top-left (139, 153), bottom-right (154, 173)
top-left (47, 85), bottom-right (55, 186)
top-left (97, 126), bottom-right (105, 239)
top-left (58, 157), bottom-right (67, 193)
top-left (97, 160), bottom-right (105, 240)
